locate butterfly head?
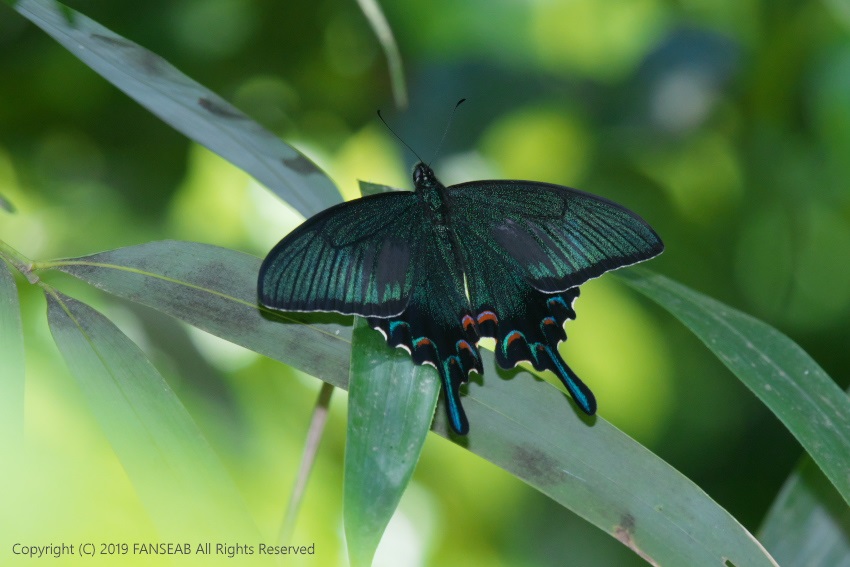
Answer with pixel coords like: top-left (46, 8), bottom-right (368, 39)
top-left (413, 162), bottom-right (439, 189)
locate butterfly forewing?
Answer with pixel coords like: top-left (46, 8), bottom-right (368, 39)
top-left (259, 191), bottom-right (420, 317)
top-left (447, 180), bottom-right (664, 293)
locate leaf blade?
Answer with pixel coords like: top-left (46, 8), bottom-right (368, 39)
top-left (45, 290), bottom-right (259, 540)
top-left (617, 268), bottom-right (850, 505)
top-left (759, 457), bottom-right (850, 567)
top-left (432, 353), bottom-right (778, 567)
top-left (12, 0), bottom-right (341, 217)
top-left (46, 241), bottom-right (351, 387)
top-left (344, 318), bottom-right (439, 567)
top-left (46, 243), bottom-right (776, 564)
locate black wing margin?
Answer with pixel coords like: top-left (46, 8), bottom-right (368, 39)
top-left (258, 191), bottom-right (420, 317)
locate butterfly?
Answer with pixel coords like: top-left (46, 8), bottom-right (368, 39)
top-left (258, 162), bottom-right (663, 435)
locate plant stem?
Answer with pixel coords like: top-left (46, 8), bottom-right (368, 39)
top-left (355, 0), bottom-right (407, 109)
top-left (278, 381), bottom-right (335, 544)
top-left (0, 239), bottom-right (38, 283)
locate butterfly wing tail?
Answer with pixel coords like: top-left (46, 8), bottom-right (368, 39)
top-left (441, 356), bottom-right (470, 435)
top-left (540, 345), bottom-right (596, 415)
top-left (491, 288), bottom-right (596, 415)
top-left (370, 312), bottom-right (481, 436)
top-left (498, 334), bottom-right (597, 416)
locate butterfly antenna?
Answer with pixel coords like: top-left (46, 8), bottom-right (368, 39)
top-left (377, 109), bottom-right (425, 163)
top-left (429, 98), bottom-right (466, 167)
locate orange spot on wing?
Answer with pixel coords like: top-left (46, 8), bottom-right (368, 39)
top-left (506, 331), bottom-right (523, 346)
top-left (462, 315), bottom-right (475, 330)
top-left (414, 337), bottom-right (432, 348)
top-left (477, 311), bottom-right (498, 324)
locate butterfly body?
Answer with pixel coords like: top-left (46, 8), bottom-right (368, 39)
top-left (259, 163), bottom-right (663, 435)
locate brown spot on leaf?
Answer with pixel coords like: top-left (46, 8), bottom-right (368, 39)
top-left (282, 155), bottom-right (320, 175)
top-left (198, 97), bottom-right (247, 119)
top-left (614, 513), bottom-right (660, 566)
top-left (513, 446), bottom-right (561, 486)
top-left (139, 51), bottom-right (166, 74)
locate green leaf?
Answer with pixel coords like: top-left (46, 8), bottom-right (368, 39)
top-left (344, 318), bottom-right (439, 567)
top-left (358, 180), bottom-right (405, 197)
top-left (11, 0), bottom-right (341, 217)
top-left (46, 243), bottom-right (778, 564)
top-left (759, 457), bottom-right (850, 567)
top-left (0, 260), bottom-right (25, 446)
top-left (617, 268), bottom-right (850, 505)
top-left (45, 290), bottom-right (260, 540)
top-left (43, 241), bottom-right (352, 387)
top-left (343, 181), bottom-right (432, 567)
top-left (434, 353), bottom-right (777, 566)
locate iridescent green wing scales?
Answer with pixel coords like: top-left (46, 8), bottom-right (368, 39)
top-left (448, 180), bottom-right (664, 293)
top-left (258, 191), bottom-right (420, 317)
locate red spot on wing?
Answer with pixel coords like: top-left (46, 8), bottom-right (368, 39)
top-left (505, 331), bottom-right (523, 346)
top-left (457, 340), bottom-right (472, 351)
top-left (462, 315), bottom-right (475, 330)
top-left (542, 316), bottom-right (557, 326)
top-left (477, 311), bottom-right (498, 324)
top-left (414, 337), bottom-right (432, 348)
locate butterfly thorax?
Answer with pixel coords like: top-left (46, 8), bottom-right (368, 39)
top-left (413, 162), bottom-right (451, 226)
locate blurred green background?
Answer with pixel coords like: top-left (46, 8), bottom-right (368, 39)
top-left (1, 0), bottom-right (849, 565)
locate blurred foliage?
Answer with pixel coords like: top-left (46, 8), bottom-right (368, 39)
top-left (2, 0), bottom-right (850, 565)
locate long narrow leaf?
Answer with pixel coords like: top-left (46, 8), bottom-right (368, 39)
top-left (432, 353), bottom-right (776, 566)
top-left (46, 242), bottom-right (777, 564)
top-left (11, 0), bottom-right (341, 217)
top-left (758, 457), bottom-right (850, 567)
top-left (43, 241), bottom-right (350, 387)
top-left (617, 268), bottom-right (850, 505)
top-left (344, 182), bottom-right (436, 567)
top-left (45, 290), bottom-right (260, 541)
top-left (0, 260), bottom-right (25, 445)
top-left (344, 318), bottom-right (439, 567)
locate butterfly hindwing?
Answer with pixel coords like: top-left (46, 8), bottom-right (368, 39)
top-left (259, 191), bottom-right (420, 317)
top-left (448, 179), bottom-right (663, 415)
top-left (369, 224), bottom-right (482, 435)
top-left (449, 211), bottom-right (596, 414)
